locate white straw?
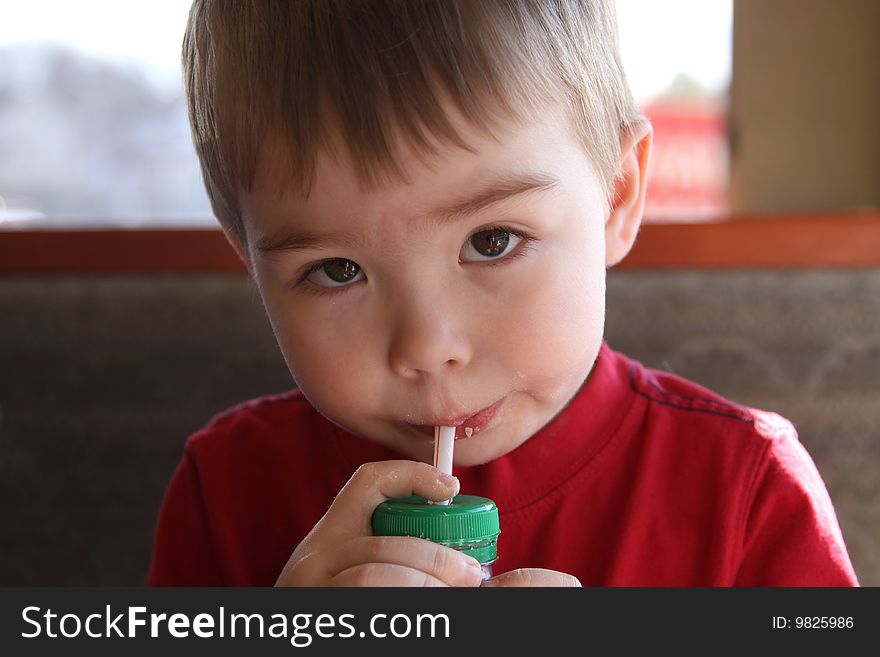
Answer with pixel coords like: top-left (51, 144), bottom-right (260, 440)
top-left (433, 425), bottom-right (456, 505)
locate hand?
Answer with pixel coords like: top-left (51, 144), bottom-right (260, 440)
top-left (483, 568), bottom-right (582, 587)
top-left (275, 460), bottom-right (485, 587)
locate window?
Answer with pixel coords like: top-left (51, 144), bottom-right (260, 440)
top-left (0, 0), bottom-right (733, 229)
top-left (618, 0), bottom-right (732, 222)
top-left (0, 0), bottom-right (211, 227)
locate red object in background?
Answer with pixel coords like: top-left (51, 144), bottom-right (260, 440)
top-left (642, 101), bottom-right (728, 222)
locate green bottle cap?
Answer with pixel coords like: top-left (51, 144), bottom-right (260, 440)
top-left (371, 495), bottom-right (500, 564)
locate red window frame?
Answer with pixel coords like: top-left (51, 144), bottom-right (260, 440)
top-left (1, 212), bottom-right (878, 273)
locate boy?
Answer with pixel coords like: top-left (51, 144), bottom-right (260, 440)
top-left (148, 0), bottom-right (858, 586)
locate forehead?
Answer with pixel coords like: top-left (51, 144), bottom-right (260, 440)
top-left (240, 102), bottom-right (597, 240)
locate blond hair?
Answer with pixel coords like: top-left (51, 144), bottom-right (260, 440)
top-left (183, 0), bottom-right (641, 245)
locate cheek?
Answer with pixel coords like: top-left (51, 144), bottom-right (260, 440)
top-left (495, 234), bottom-right (606, 390)
top-left (260, 290), bottom-right (379, 416)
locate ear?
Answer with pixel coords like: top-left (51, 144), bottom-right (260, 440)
top-left (605, 120), bottom-right (653, 267)
top-left (220, 226), bottom-right (254, 276)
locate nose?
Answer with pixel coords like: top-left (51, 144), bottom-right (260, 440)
top-left (386, 288), bottom-right (474, 380)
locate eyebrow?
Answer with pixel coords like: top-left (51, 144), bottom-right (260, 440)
top-left (254, 171), bottom-right (560, 254)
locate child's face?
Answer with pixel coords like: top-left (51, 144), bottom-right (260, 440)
top-left (239, 104), bottom-right (624, 466)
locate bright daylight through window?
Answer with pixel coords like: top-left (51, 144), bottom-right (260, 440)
top-left (0, 0), bottom-right (731, 228)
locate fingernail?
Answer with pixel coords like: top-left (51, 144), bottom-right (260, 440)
top-left (464, 558), bottom-right (483, 584)
top-left (438, 472), bottom-right (458, 489)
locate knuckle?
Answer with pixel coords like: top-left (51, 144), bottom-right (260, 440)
top-left (430, 546), bottom-right (452, 577)
top-left (341, 564), bottom-right (375, 587)
top-left (277, 551), bottom-right (323, 587)
top-left (351, 462), bottom-right (379, 485)
top-left (367, 535), bottom-right (391, 559)
top-left (420, 571), bottom-right (444, 587)
top-left (412, 460), bottom-right (434, 477)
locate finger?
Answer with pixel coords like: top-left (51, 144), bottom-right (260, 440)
top-left (322, 460), bottom-right (460, 541)
top-left (482, 568), bottom-right (582, 588)
top-left (275, 550), bottom-right (326, 587)
top-left (332, 562), bottom-right (449, 587)
top-left (325, 536), bottom-right (483, 587)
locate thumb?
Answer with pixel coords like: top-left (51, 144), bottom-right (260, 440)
top-left (322, 460), bottom-right (460, 541)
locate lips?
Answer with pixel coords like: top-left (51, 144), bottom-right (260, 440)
top-left (409, 396), bottom-right (505, 440)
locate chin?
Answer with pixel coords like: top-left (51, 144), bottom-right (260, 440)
top-left (454, 440), bottom-right (510, 467)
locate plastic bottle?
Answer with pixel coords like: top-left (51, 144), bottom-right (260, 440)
top-left (371, 494), bottom-right (501, 582)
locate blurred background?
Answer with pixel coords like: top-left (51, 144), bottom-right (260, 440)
top-left (0, 0), bottom-right (733, 227)
top-left (1, 0), bottom-right (878, 585)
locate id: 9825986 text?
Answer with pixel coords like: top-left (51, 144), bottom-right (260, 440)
top-left (771, 616), bottom-right (853, 630)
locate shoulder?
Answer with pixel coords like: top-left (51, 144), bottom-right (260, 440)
top-left (611, 350), bottom-right (804, 494)
top-left (623, 351), bottom-right (796, 450)
top-left (618, 351), bottom-right (844, 533)
top-left (619, 352), bottom-right (858, 580)
top-left (183, 389), bottom-right (321, 461)
top-left (197, 388), bottom-right (313, 431)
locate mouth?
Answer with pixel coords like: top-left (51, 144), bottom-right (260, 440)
top-left (408, 396), bottom-right (506, 441)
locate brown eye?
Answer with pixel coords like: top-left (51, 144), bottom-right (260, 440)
top-left (460, 228), bottom-right (523, 262)
top-left (471, 229), bottom-right (509, 257)
top-left (306, 258), bottom-right (364, 287)
top-left (323, 259), bottom-right (360, 282)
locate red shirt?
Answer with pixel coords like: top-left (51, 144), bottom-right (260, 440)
top-left (147, 343), bottom-right (858, 586)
